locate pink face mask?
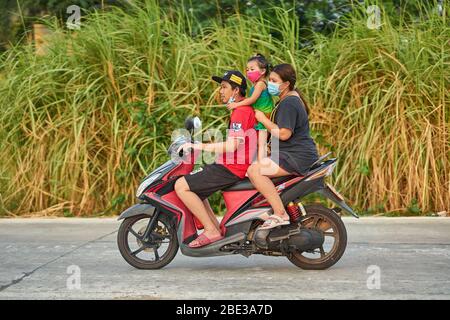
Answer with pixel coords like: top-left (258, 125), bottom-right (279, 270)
top-left (246, 70), bottom-right (263, 83)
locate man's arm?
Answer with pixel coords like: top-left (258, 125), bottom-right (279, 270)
top-left (181, 109), bottom-right (247, 154)
top-left (192, 137), bottom-right (241, 154)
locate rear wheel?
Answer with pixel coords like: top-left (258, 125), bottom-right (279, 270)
top-left (117, 213), bottom-right (179, 269)
top-left (287, 204), bottom-right (347, 270)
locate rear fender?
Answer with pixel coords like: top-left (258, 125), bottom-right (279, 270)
top-left (317, 184), bottom-right (359, 218)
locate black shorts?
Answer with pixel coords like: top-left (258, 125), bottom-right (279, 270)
top-left (269, 152), bottom-right (297, 174)
top-left (183, 164), bottom-right (241, 200)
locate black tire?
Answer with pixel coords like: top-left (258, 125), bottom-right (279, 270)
top-left (287, 204), bottom-right (347, 270)
top-left (117, 213), bottom-right (179, 269)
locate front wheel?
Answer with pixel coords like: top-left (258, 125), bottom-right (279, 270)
top-left (287, 204), bottom-right (347, 270)
top-left (117, 213), bottom-right (179, 269)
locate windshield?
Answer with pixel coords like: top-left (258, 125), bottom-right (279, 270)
top-left (167, 135), bottom-right (189, 158)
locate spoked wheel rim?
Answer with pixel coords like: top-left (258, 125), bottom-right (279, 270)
top-left (295, 212), bottom-right (341, 264)
top-left (125, 216), bottom-right (174, 264)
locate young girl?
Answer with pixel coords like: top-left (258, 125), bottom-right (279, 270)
top-left (227, 53), bottom-right (274, 160)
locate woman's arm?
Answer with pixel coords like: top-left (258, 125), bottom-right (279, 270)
top-left (255, 110), bottom-right (292, 141)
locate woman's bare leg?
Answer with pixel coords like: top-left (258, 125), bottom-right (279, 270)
top-left (247, 158), bottom-right (290, 219)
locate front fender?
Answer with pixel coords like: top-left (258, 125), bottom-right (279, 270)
top-left (117, 203), bottom-right (156, 221)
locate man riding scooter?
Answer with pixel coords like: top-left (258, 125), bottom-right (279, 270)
top-left (174, 70), bottom-right (257, 248)
top-left (117, 70), bottom-right (356, 269)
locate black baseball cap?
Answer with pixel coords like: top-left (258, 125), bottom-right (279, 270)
top-left (212, 70), bottom-right (247, 93)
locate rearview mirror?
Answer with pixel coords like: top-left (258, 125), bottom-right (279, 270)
top-left (185, 116), bottom-right (201, 131)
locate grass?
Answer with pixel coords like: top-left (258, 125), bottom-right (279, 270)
top-left (0, 0), bottom-right (448, 217)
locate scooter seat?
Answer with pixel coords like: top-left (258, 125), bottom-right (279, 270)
top-left (223, 176), bottom-right (298, 192)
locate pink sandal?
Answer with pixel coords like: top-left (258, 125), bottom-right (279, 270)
top-left (188, 233), bottom-right (224, 248)
top-left (258, 214), bottom-right (290, 230)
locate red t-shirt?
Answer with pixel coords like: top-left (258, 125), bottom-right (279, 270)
top-left (216, 106), bottom-right (257, 178)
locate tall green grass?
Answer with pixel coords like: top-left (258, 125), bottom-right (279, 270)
top-left (0, 0), bottom-right (448, 216)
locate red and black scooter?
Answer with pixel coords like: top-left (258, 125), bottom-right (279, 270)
top-left (117, 117), bottom-right (359, 270)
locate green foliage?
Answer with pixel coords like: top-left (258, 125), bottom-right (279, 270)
top-left (0, 0), bottom-right (448, 217)
top-left (407, 198), bottom-right (421, 216)
top-left (0, 0), bottom-right (126, 51)
top-left (2, 0), bottom-right (445, 51)
top-left (63, 209), bottom-right (75, 217)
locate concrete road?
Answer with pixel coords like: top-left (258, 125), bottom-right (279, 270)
top-left (0, 217), bottom-right (449, 300)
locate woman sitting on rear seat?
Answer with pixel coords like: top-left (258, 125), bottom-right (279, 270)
top-left (246, 63), bottom-right (319, 230)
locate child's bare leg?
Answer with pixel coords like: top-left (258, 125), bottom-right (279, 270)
top-left (257, 130), bottom-right (268, 161)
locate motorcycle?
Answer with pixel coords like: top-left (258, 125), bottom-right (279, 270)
top-left (117, 117), bottom-right (359, 270)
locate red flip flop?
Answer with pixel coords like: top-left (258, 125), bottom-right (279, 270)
top-left (188, 233), bottom-right (224, 248)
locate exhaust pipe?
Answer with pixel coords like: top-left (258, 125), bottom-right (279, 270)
top-left (254, 224), bottom-right (324, 252)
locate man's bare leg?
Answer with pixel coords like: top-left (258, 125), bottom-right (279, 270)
top-left (203, 199), bottom-right (220, 231)
top-left (174, 177), bottom-right (221, 238)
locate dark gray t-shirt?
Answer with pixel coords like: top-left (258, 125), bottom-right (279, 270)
top-left (271, 95), bottom-right (319, 175)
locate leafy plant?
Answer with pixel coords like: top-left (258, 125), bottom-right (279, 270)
top-left (0, 0), bottom-right (448, 217)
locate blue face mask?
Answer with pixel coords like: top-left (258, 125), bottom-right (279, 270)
top-left (267, 81), bottom-right (281, 96)
top-left (227, 89), bottom-right (238, 105)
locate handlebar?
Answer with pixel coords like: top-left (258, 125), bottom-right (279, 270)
top-left (178, 147), bottom-right (193, 158)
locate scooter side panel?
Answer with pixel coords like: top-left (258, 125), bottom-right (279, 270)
top-left (279, 177), bottom-right (325, 205)
top-left (224, 207), bottom-right (271, 227)
top-left (164, 162), bottom-right (194, 179)
top-left (221, 189), bottom-right (258, 233)
top-left (161, 191), bottom-right (198, 241)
